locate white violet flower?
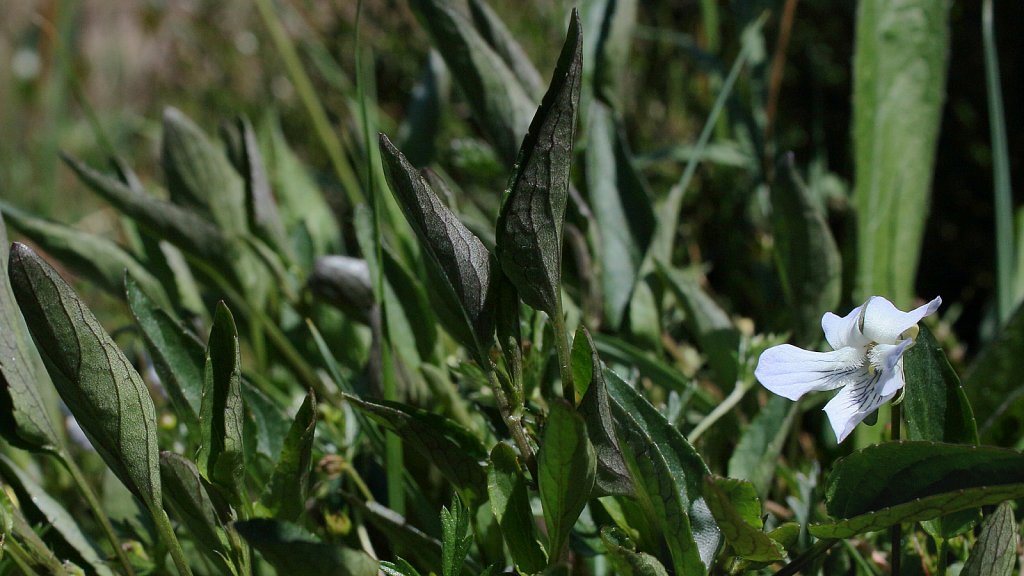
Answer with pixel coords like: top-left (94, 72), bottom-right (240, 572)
top-left (754, 295), bottom-right (942, 443)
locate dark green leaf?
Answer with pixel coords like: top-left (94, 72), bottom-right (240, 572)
top-left (380, 133), bottom-right (495, 360)
top-left (703, 476), bottom-right (782, 562)
top-left (346, 497), bottom-right (455, 573)
top-left (309, 255), bottom-right (374, 323)
top-left (770, 157), bottom-right (842, 346)
top-left (236, 519), bottom-right (378, 576)
top-left (126, 275), bottom-right (204, 435)
top-left (261, 391), bottom-right (317, 521)
top-left (727, 395), bottom-right (798, 499)
top-left (347, 395), bottom-right (488, 504)
top-left (396, 51), bottom-right (449, 167)
top-left (8, 243), bottom-right (162, 509)
top-left (383, 247), bottom-right (440, 366)
top-left (495, 10), bottom-right (583, 315)
top-left (538, 399), bottom-right (596, 564)
top-left (487, 443), bottom-right (546, 572)
top-left (592, 333), bottom-right (712, 411)
top-left (159, 452), bottom-right (232, 574)
top-left (440, 494), bottom-right (472, 576)
top-left (0, 215), bottom-right (62, 452)
top-left (606, 369), bottom-right (721, 575)
top-left (234, 116), bottom-right (289, 254)
top-left (585, 101), bottom-right (654, 330)
top-left (241, 384), bottom-right (291, 462)
top-left (961, 502), bottom-right (1017, 576)
top-left (197, 302), bottom-right (247, 505)
top-left (600, 526), bottom-right (670, 576)
top-left (573, 327), bottom-right (633, 497)
top-left (853, 0), bottom-right (950, 306)
top-left (965, 301), bottom-right (1024, 445)
top-left (162, 107), bottom-right (248, 236)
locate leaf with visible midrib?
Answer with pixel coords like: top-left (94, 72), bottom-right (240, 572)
top-left (8, 243), bottom-right (162, 510)
top-left (261, 391), bottom-right (317, 521)
top-left (538, 399), bottom-right (596, 564)
top-left (488, 443), bottom-right (547, 572)
top-left (702, 476), bottom-right (782, 562)
top-left (961, 502), bottom-right (1017, 576)
top-left (495, 9), bottom-right (583, 316)
top-left (159, 452), bottom-right (232, 574)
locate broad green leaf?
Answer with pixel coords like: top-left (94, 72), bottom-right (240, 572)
top-left (161, 107), bottom-right (248, 236)
top-left (380, 134), bottom-right (495, 361)
top-left (309, 255), bottom-right (374, 323)
top-left (965, 301), bottom-right (1024, 445)
top-left (441, 494), bottom-right (472, 576)
top-left (235, 519), bottom-right (378, 576)
top-left (126, 275), bottom-right (204, 435)
top-left (62, 153), bottom-right (229, 265)
top-left (573, 327), bottom-right (634, 497)
top-left (583, 0), bottom-right (637, 109)
top-left (0, 201), bottom-right (172, 311)
top-left (0, 215), bottom-right (62, 452)
top-left (606, 369), bottom-right (721, 575)
top-left (812, 441), bottom-right (1024, 538)
top-left (8, 243), bottom-right (162, 509)
top-left (409, 0), bottom-right (536, 164)
top-left (702, 476), bottom-right (782, 562)
top-left (487, 443), bottom-right (547, 572)
top-left (853, 0), bottom-right (950, 307)
top-left (159, 452), bottom-right (233, 575)
top-left (600, 527), bottom-right (670, 576)
top-left (495, 10), bottom-right (583, 316)
top-left (538, 399), bottom-right (596, 563)
top-left (0, 455), bottom-right (115, 576)
top-left (961, 501), bottom-right (1017, 576)
top-left (346, 395), bottom-right (489, 504)
top-left (585, 102), bottom-right (654, 330)
top-left (197, 302), bottom-right (247, 505)
top-left (261, 391), bottom-right (317, 521)
top-left (727, 395), bottom-right (798, 499)
top-left (770, 159), bottom-right (841, 346)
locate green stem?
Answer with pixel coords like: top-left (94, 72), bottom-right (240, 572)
top-left (688, 380), bottom-right (751, 442)
top-left (488, 367), bottom-right (538, 480)
top-left (891, 402), bottom-right (902, 576)
top-left (152, 508), bottom-right (193, 576)
top-left (772, 539), bottom-right (838, 576)
top-left (935, 536), bottom-right (948, 576)
top-left (550, 301), bottom-right (575, 404)
top-left (59, 453), bottom-right (137, 576)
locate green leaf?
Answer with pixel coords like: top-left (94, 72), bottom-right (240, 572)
top-left (573, 327), bottom-right (634, 497)
top-left (770, 158), bottom-right (842, 346)
top-left (159, 452), bottom-right (233, 574)
top-left (853, 0), bottom-right (950, 307)
top-left (466, 0), bottom-right (544, 97)
top-left (0, 215), bottom-right (62, 452)
top-left (8, 243), bottom-right (162, 510)
top-left (0, 481), bottom-right (69, 574)
top-left (727, 395), bottom-right (799, 499)
top-left (379, 134), bottom-right (495, 361)
top-left (383, 247), bottom-right (440, 367)
top-left (606, 369), bottom-right (721, 575)
top-left (600, 526), bottom-right (670, 576)
top-left (197, 302), bottom-right (247, 506)
top-left (965, 301), bottom-right (1024, 445)
top-left (346, 497), bottom-right (446, 573)
top-left (702, 476), bottom-right (783, 562)
top-left (309, 255), bottom-right (374, 323)
top-left (380, 558), bottom-right (425, 576)
top-left (126, 275), bottom-right (204, 436)
top-left (961, 501), bottom-right (1018, 576)
top-left (0, 201), bottom-right (172, 311)
top-left (346, 395), bottom-right (489, 504)
top-left (261, 391), bottom-right (317, 521)
top-left (585, 101), bottom-right (654, 330)
top-left (495, 10), bottom-right (583, 316)
top-left (441, 494), bottom-right (472, 576)
top-left (235, 519), bottom-right (378, 576)
top-left (396, 51), bottom-right (449, 168)
top-left (408, 0), bottom-right (536, 164)
top-left (592, 333), bottom-right (712, 412)
top-left (487, 443), bottom-right (547, 573)
top-left (812, 441), bottom-right (1024, 538)
top-left (232, 116), bottom-right (290, 255)
top-left (583, 0), bottom-right (637, 109)
top-left (0, 455), bottom-right (115, 576)
top-left (162, 107), bottom-right (248, 236)
top-left (538, 399), bottom-right (596, 564)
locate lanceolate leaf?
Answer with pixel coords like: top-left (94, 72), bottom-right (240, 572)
top-left (466, 0), bottom-right (544, 97)
top-left (903, 324), bottom-right (978, 444)
top-left (235, 519), bottom-right (378, 576)
top-left (440, 494), bottom-right (472, 576)
top-left (487, 443), bottom-right (547, 573)
top-left (961, 502), bottom-right (1018, 576)
top-left (0, 216), bottom-right (62, 452)
top-left (495, 10), bottom-right (583, 316)
top-left (8, 243), bottom-right (162, 509)
top-left (702, 476), bottom-right (782, 562)
top-left (538, 399), bottom-right (596, 564)
top-left (584, 0), bottom-right (638, 109)
top-left (380, 133), bottom-right (495, 360)
top-left (261, 391), bottom-right (317, 521)
top-left (606, 368), bottom-right (722, 575)
top-left (159, 452), bottom-right (232, 575)
top-left (727, 395), bottom-right (798, 499)
top-left (853, 0), bottom-right (950, 307)
top-left (235, 116), bottom-right (289, 253)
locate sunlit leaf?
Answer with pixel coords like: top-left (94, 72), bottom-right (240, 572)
top-left (487, 443), bottom-right (547, 572)
top-left (538, 399), bottom-right (596, 564)
top-left (702, 476), bottom-right (782, 562)
top-left (600, 526), bottom-right (670, 576)
top-left (961, 502), bottom-right (1017, 576)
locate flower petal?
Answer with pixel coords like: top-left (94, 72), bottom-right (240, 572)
top-left (821, 303), bottom-right (870, 350)
top-left (822, 366), bottom-right (904, 443)
top-left (860, 296), bottom-right (942, 345)
top-left (867, 339), bottom-right (913, 373)
top-left (755, 344), bottom-right (864, 401)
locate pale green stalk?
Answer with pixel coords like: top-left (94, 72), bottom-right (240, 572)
top-left (152, 508), bottom-right (193, 576)
top-left (59, 454), bottom-right (137, 576)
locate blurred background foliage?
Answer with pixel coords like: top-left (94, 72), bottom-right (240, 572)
top-left (0, 0), bottom-right (1021, 352)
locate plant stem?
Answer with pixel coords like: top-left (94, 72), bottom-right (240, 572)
top-left (891, 402), bottom-right (902, 576)
top-left (152, 508), bottom-right (193, 576)
top-left (935, 536), bottom-right (948, 576)
top-left (772, 538), bottom-right (838, 576)
top-left (488, 368), bottom-right (538, 480)
top-left (59, 453), bottom-right (137, 576)
top-left (688, 380), bottom-right (751, 442)
top-left (550, 301), bottom-right (576, 404)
